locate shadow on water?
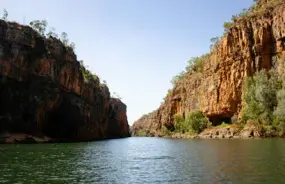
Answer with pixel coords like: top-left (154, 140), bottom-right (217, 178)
top-left (1, 138), bottom-right (285, 183)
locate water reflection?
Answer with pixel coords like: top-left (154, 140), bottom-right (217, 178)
top-left (1, 138), bottom-right (285, 184)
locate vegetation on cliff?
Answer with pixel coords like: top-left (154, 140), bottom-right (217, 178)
top-left (170, 0), bottom-right (280, 86)
top-left (1, 9), bottom-right (101, 86)
top-left (167, 0), bottom-right (285, 138)
top-left (0, 11), bottom-right (130, 142)
top-left (241, 57), bottom-right (285, 136)
top-left (171, 54), bottom-right (210, 86)
top-left (173, 111), bottom-right (209, 134)
top-left (132, 0), bottom-right (285, 138)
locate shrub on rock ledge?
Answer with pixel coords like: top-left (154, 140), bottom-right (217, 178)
top-left (174, 110), bottom-right (209, 134)
top-left (186, 110), bottom-right (209, 133)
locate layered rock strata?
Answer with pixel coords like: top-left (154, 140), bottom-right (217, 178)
top-left (0, 20), bottom-right (130, 143)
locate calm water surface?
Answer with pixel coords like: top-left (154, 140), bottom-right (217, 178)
top-left (1, 137), bottom-right (285, 184)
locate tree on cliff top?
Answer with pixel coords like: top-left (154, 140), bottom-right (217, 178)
top-left (61, 32), bottom-right (69, 46)
top-left (1, 9), bottom-right (8, 21)
top-left (60, 32), bottom-right (76, 51)
top-left (79, 60), bottom-right (100, 84)
top-left (29, 20), bottom-right (75, 51)
top-left (112, 92), bottom-right (122, 100)
top-left (46, 27), bottom-right (59, 38)
top-left (171, 53), bottom-right (209, 86)
top-left (30, 20), bottom-right (48, 36)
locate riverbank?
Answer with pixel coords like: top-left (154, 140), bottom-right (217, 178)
top-left (0, 133), bottom-right (54, 144)
top-left (0, 132), bottom-right (132, 144)
top-left (135, 123), bottom-right (282, 139)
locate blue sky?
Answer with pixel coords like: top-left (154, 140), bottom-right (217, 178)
top-left (2, 0), bottom-right (254, 125)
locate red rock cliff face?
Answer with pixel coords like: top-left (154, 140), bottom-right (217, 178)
top-left (132, 0), bottom-right (285, 135)
top-left (0, 20), bottom-right (130, 142)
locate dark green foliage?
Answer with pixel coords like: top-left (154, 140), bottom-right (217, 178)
top-left (273, 89), bottom-right (285, 122)
top-left (60, 32), bottom-right (75, 51)
top-left (241, 70), bottom-right (281, 124)
top-left (185, 110), bottom-right (209, 133)
top-left (160, 125), bottom-right (172, 136)
top-left (136, 130), bottom-right (150, 137)
top-left (46, 27), bottom-right (58, 38)
top-left (174, 111), bottom-right (209, 133)
top-left (173, 114), bottom-right (185, 132)
top-left (171, 71), bottom-right (186, 85)
top-left (273, 87), bottom-right (285, 136)
top-left (240, 57), bottom-right (285, 137)
top-left (1, 11), bottom-right (75, 50)
top-left (29, 20), bottom-right (48, 36)
top-left (223, 22), bottom-right (233, 33)
top-left (171, 54), bottom-right (209, 86)
top-left (223, 0), bottom-right (283, 35)
top-left (186, 54), bottom-right (209, 73)
top-left (210, 37), bottom-right (220, 50)
top-left (28, 20), bottom-right (75, 51)
top-left (79, 60), bottom-right (100, 84)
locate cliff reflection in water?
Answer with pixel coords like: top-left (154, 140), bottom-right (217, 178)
top-left (1, 138), bottom-right (285, 184)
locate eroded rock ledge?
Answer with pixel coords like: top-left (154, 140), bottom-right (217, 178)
top-left (132, 0), bottom-right (285, 137)
top-left (0, 20), bottom-right (130, 143)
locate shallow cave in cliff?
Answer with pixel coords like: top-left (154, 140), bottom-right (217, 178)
top-left (208, 116), bottom-right (231, 126)
top-left (43, 96), bottom-right (81, 139)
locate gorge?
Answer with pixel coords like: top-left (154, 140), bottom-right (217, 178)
top-left (0, 19), bottom-right (130, 143)
top-left (132, 0), bottom-right (285, 138)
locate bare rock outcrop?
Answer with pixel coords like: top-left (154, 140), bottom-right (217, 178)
top-left (132, 0), bottom-right (285, 136)
top-left (0, 20), bottom-right (130, 143)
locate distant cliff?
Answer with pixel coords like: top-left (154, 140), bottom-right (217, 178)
top-left (132, 0), bottom-right (285, 137)
top-left (0, 20), bottom-right (130, 143)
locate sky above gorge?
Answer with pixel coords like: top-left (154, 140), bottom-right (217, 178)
top-left (1, 0), bottom-right (254, 125)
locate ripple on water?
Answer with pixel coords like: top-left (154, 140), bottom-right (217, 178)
top-left (1, 138), bottom-right (285, 184)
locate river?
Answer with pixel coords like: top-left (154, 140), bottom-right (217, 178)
top-left (1, 137), bottom-right (285, 184)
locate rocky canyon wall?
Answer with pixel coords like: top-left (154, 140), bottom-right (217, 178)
top-left (132, 0), bottom-right (285, 136)
top-left (0, 20), bottom-right (130, 142)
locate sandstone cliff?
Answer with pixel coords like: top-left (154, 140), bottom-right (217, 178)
top-left (0, 20), bottom-right (130, 143)
top-left (132, 0), bottom-right (285, 136)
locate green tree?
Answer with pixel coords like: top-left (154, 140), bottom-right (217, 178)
top-left (171, 71), bottom-right (186, 86)
top-left (46, 27), bottom-right (58, 38)
top-left (61, 32), bottom-right (69, 46)
top-left (2, 9), bottom-right (8, 20)
top-left (185, 110), bottom-right (208, 133)
top-left (210, 37), bottom-right (219, 50)
top-left (186, 54), bottom-right (209, 73)
top-left (223, 22), bottom-right (233, 33)
top-left (29, 20), bottom-right (48, 36)
top-left (241, 70), bottom-right (281, 124)
top-left (273, 89), bottom-right (285, 135)
top-left (174, 114), bottom-right (185, 132)
top-left (173, 111), bottom-right (208, 133)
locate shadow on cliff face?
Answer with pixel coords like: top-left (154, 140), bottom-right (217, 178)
top-left (0, 20), bottom-right (130, 142)
top-left (106, 98), bottom-right (130, 138)
top-left (0, 75), bottom-right (61, 136)
top-left (44, 95), bottom-right (81, 139)
top-left (0, 75), bottom-right (90, 140)
top-left (0, 76), bottom-right (34, 134)
top-left (208, 116), bottom-right (232, 126)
